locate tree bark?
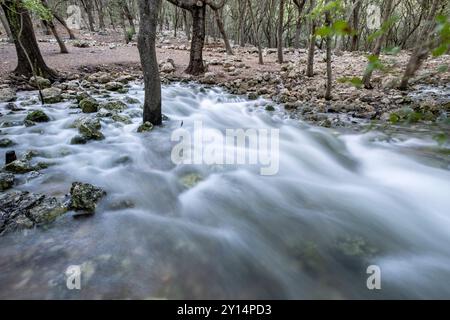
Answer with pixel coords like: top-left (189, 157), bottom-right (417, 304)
top-left (362, 0), bottom-right (394, 89)
top-left (186, 4), bottom-right (206, 75)
top-left (41, 0), bottom-right (68, 53)
top-left (306, 18), bottom-right (316, 77)
top-left (80, 0), bottom-right (96, 32)
top-left (277, 0), bottom-right (284, 63)
top-left (51, 10), bottom-right (76, 39)
top-left (293, 0), bottom-right (306, 49)
top-left (247, 0), bottom-right (263, 64)
top-left (183, 9), bottom-right (190, 40)
top-left (350, 0), bottom-right (361, 51)
top-left (0, 7), bottom-right (13, 42)
top-left (324, 6), bottom-right (332, 100)
top-left (121, 0), bottom-right (136, 34)
top-left (95, 0), bottom-right (105, 29)
top-left (213, 8), bottom-right (233, 55)
top-left (137, 0), bottom-right (162, 125)
top-left (2, 0), bottom-right (58, 79)
top-left (399, 0), bottom-right (441, 90)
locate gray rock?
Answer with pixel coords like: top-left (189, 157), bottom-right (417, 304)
top-left (102, 100), bottom-right (127, 112)
top-left (0, 173), bottom-right (14, 191)
top-left (29, 76), bottom-right (51, 89)
top-left (111, 114), bottom-right (132, 124)
top-left (105, 82), bottom-right (124, 91)
top-left (0, 138), bottom-right (15, 148)
top-left (42, 87), bottom-right (63, 104)
top-left (137, 121), bottom-right (153, 133)
top-left (4, 160), bottom-right (35, 173)
top-left (0, 191), bottom-right (67, 235)
top-left (79, 97), bottom-right (99, 113)
top-left (25, 110), bottom-right (50, 123)
top-left (69, 182), bottom-right (106, 215)
top-left (74, 116), bottom-right (104, 141)
top-left (0, 88), bottom-right (16, 102)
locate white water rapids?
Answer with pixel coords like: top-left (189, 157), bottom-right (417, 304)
top-left (0, 83), bottom-right (449, 299)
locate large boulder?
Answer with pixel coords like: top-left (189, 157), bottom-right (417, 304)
top-left (0, 191), bottom-right (67, 235)
top-left (0, 88), bottom-right (16, 102)
top-left (69, 182), bottom-right (106, 215)
top-left (42, 87), bottom-right (63, 104)
top-left (79, 97), bottom-right (99, 113)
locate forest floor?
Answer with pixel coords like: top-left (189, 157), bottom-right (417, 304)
top-left (0, 29), bottom-right (449, 130)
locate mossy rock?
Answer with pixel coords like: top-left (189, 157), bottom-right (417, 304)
top-left (25, 110), bottom-right (50, 123)
top-left (0, 138), bottom-right (15, 148)
top-left (102, 100), bottom-right (127, 112)
top-left (137, 121), bottom-right (154, 133)
top-left (80, 98), bottom-right (99, 113)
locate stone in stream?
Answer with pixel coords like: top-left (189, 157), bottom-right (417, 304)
top-left (137, 121), bottom-right (153, 133)
top-left (79, 97), bottom-right (99, 113)
top-left (41, 87), bottom-right (63, 104)
top-left (0, 138), bottom-right (15, 148)
top-left (69, 182), bottom-right (106, 215)
top-left (105, 82), bottom-right (124, 91)
top-left (73, 116), bottom-right (105, 141)
top-left (70, 135), bottom-right (88, 145)
top-left (0, 172), bottom-right (14, 191)
top-left (0, 191), bottom-right (67, 236)
top-left (0, 88), bottom-right (16, 102)
top-left (102, 100), bottom-right (127, 112)
top-left (3, 160), bottom-right (35, 173)
top-left (25, 110), bottom-right (50, 123)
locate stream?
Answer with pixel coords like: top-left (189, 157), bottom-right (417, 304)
top-left (0, 83), bottom-right (449, 299)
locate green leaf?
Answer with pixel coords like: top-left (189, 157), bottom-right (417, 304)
top-left (316, 26), bottom-right (333, 37)
top-left (433, 133), bottom-right (448, 146)
top-left (437, 64), bottom-right (449, 73)
top-left (432, 44), bottom-right (449, 57)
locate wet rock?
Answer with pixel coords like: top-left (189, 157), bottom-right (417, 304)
top-left (0, 88), bottom-right (16, 102)
top-left (137, 121), bottom-right (153, 133)
top-left (201, 72), bottom-right (217, 85)
top-left (73, 40), bottom-right (91, 48)
top-left (29, 76), bottom-right (51, 89)
top-left (124, 96), bottom-right (140, 104)
top-left (0, 191), bottom-right (67, 235)
top-left (0, 173), bottom-right (14, 191)
top-left (6, 102), bottom-right (24, 112)
top-left (105, 82), bottom-right (124, 91)
top-left (111, 114), bottom-right (132, 124)
top-left (102, 100), bottom-right (127, 112)
top-left (70, 135), bottom-right (88, 145)
top-left (4, 160), bottom-right (35, 173)
top-left (74, 117), bottom-right (104, 141)
top-left (69, 182), bottom-right (106, 215)
top-left (79, 97), bottom-right (99, 113)
top-left (0, 138), bottom-right (15, 148)
top-left (25, 110), bottom-right (50, 123)
top-left (180, 173), bottom-right (203, 189)
top-left (42, 87), bottom-right (63, 104)
top-left (248, 92), bottom-right (258, 100)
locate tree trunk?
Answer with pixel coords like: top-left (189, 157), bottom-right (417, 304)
top-left (121, 0), bottom-right (136, 34)
top-left (2, 0), bottom-right (58, 79)
top-left (306, 18), bottom-right (316, 77)
top-left (277, 0), bottom-right (285, 63)
top-left (137, 0), bottom-right (162, 125)
top-left (109, 8), bottom-right (116, 31)
top-left (213, 8), bottom-right (233, 55)
top-left (247, 0), bottom-right (263, 64)
top-left (399, 0), bottom-right (441, 91)
top-left (186, 5), bottom-right (206, 75)
top-left (324, 7), bottom-right (332, 100)
top-left (362, 0), bottom-right (394, 89)
top-left (42, 19), bottom-right (69, 54)
top-left (350, 0), bottom-right (361, 51)
top-left (51, 10), bottom-right (76, 39)
top-left (239, 0), bottom-right (246, 47)
top-left (81, 0), bottom-right (96, 32)
top-left (0, 7), bottom-right (13, 42)
top-left (95, 0), bottom-right (105, 29)
top-left (183, 9), bottom-right (190, 40)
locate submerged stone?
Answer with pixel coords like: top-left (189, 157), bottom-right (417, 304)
top-left (69, 182), bottom-right (106, 215)
top-left (4, 160), bottom-right (35, 174)
top-left (0, 191), bottom-right (67, 235)
top-left (180, 173), bottom-right (203, 189)
top-left (0, 138), bottom-right (15, 148)
top-left (0, 88), bottom-right (16, 102)
top-left (70, 135), bottom-right (88, 145)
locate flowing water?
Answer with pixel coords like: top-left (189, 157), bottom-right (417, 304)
top-left (0, 83), bottom-right (449, 299)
